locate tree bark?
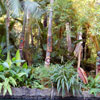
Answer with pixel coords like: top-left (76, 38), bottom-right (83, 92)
top-left (31, 25), bottom-right (34, 47)
top-left (24, 12), bottom-right (30, 49)
top-left (66, 22), bottom-right (72, 53)
top-left (19, 10), bottom-right (26, 59)
top-left (6, 0), bottom-right (10, 59)
top-left (45, 0), bottom-right (54, 67)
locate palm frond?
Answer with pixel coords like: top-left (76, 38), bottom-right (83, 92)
top-left (24, 1), bottom-right (44, 19)
top-left (0, 0), bottom-right (6, 16)
top-left (7, 0), bottom-right (21, 18)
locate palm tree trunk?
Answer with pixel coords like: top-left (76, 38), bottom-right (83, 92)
top-left (24, 11), bottom-right (32, 66)
top-left (45, 0), bottom-right (54, 67)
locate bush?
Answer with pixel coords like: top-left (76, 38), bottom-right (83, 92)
top-left (83, 74), bottom-right (100, 96)
top-left (50, 62), bottom-right (82, 96)
top-left (33, 62), bottom-right (82, 97)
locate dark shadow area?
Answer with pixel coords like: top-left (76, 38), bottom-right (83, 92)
top-left (0, 96), bottom-right (100, 100)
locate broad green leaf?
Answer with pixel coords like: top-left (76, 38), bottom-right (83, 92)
top-left (2, 62), bottom-right (9, 68)
top-left (4, 78), bottom-right (9, 87)
top-left (0, 83), bottom-right (3, 93)
top-left (17, 72), bottom-right (27, 77)
top-left (6, 52), bottom-right (12, 67)
top-left (14, 60), bottom-right (25, 64)
top-left (57, 85), bottom-right (61, 95)
top-left (9, 77), bottom-right (17, 87)
top-left (89, 88), bottom-right (100, 96)
top-left (3, 86), bottom-right (7, 96)
top-left (22, 62), bottom-right (28, 69)
top-left (15, 50), bottom-right (21, 66)
top-left (7, 84), bottom-right (12, 95)
top-left (95, 74), bottom-right (100, 83)
top-left (12, 57), bottom-right (16, 62)
top-left (57, 79), bottom-right (61, 94)
top-left (0, 75), bottom-right (5, 80)
top-left (0, 65), bottom-right (3, 71)
top-left (61, 79), bottom-right (65, 97)
top-left (72, 87), bottom-right (75, 96)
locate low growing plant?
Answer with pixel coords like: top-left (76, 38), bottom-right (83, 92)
top-left (83, 74), bottom-right (100, 96)
top-left (33, 66), bottom-right (51, 87)
top-left (0, 50), bottom-right (44, 95)
top-left (33, 62), bottom-right (82, 97)
top-left (0, 76), bottom-right (16, 95)
top-left (50, 62), bottom-right (82, 96)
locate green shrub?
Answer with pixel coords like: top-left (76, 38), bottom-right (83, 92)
top-left (33, 62), bottom-right (82, 97)
top-left (0, 76), bottom-right (16, 95)
top-left (0, 50), bottom-right (45, 95)
top-left (50, 62), bottom-right (82, 96)
top-left (33, 65), bottom-right (51, 87)
top-left (83, 74), bottom-right (100, 96)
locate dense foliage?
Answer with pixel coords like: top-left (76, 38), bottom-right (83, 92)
top-left (0, 0), bottom-right (100, 97)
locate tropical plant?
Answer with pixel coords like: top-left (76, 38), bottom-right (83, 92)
top-left (0, 0), bottom-right (44, 65)
top-left (0, 49), bottom-right (45, 91)
top-left (33, 65), bottom-right (51, 86)
top-left (83, 74), bottom-right (100, 96)
top-left (0, 76), bottom-right (16, 96)
top-left (50, 62), bottom-right (82, 96)
top-left (0, 45), bottom-right (4, 60)
top-left (0, 62), bottom-right (32, 95)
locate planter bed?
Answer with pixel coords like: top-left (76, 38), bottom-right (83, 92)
top-left (0, 87), bottom-right (99, 100)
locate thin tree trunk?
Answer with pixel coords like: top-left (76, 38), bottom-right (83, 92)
top-left (45, 0), bottom-right (54, 67)
top-left (66, 22), bottom-right (72, 53)
top-left (24, 11), bottom-right (32, 66)
top-left (31, 25), bottom-right (34, 47)
top-left (76, 31), bottom-right (82, 68)
top-left (19, 11), bottom-right (26, 59)
top-left (6, 0), bottom-right (10, 61)
top-left (24, 10), bottom-right (31, 49)
top-left (74, 28), bottom-right (82, 82)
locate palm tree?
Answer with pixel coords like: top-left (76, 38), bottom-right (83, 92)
top-left (0, 0), bottom-right (44, 65)
top-left (0, 0), bottom-right (21, 64)
top-left (45, 0), bottom-right (54, 67)
top-left (19, 0), bottom-right (44, 65)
